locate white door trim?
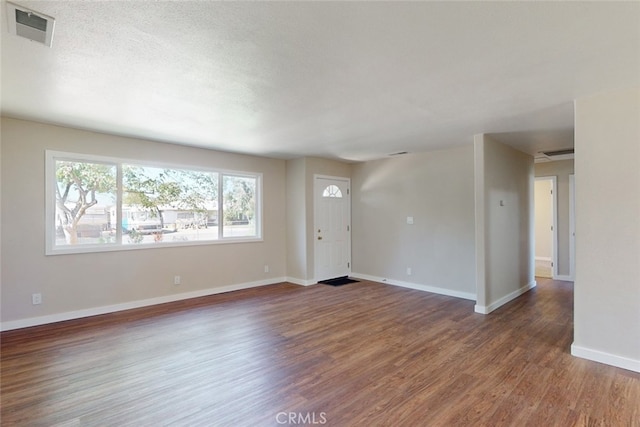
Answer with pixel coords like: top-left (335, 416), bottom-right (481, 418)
top-left (569, 174), bottom-right (575, 281)
top-left (313, 174), bottom-right (351, 282)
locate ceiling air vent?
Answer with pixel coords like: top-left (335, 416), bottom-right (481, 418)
top-left (535, 148), bottom-right (574, 163)
top-left (541, 148), bottom-right (574, 157)
top-left (6, 2), bottom-right (55, 47)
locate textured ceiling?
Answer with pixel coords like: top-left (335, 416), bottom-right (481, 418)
top-left (1, 1), bottom-right (639, 161)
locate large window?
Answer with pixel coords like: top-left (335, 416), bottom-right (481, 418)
top-left (46, 151), bottom-right (262, 254)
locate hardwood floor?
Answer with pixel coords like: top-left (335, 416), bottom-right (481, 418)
top-left (1, 278), bottom-right (639, 426)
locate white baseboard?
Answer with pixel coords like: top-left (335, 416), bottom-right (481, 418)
top-left (350, 273), bottom-right (476, 301)
top-left (0, 277), bottom-right (287, 332)
top-left (554, 274), bottom-right (574, 281)
top-left (571, 343), bottom-right (640, 373)
top-left (535, 256), bottom-right (552, 262)
top-left (474, 280), bottom-right (537, 314)
top-left (286, 277), bottom-right (317, 286)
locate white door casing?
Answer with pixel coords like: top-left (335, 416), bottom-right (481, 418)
top-left (314, 176), bottom-right (351, 282)
top-left (569, 174), bottom-right (576, 281)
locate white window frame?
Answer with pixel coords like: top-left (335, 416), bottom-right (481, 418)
top-left (46, 150), bottom-right (263, 255)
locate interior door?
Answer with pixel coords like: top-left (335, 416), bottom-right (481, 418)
top-left (314, 176), bottom-right (351, 282)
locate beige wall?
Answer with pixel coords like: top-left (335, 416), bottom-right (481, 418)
top-left (573, 87), bottom-right (640, 371)
top-left (535, 160), bottom-right (575, 277)
top-left (351, 146), bottom-right (476, 298)
top-left (285, 158), bottom-right (307, 281)
top-left (474, 135), bottom-right (535, 313)
top-left (0, 120), bottom-right (3, 314)
top-left (1, 117), bottom-right (287, 325)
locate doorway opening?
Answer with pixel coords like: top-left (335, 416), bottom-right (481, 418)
top-left (534, 176), bottom-right (558, 278)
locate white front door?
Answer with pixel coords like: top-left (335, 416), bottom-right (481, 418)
top-left (314, 176), bottom-right (351, 282)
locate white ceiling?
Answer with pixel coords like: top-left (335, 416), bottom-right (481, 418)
top-left (1, 1), bottom-right (639, 161)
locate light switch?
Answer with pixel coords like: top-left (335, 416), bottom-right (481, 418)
top-left (407, 216), bottom-right (414, 225)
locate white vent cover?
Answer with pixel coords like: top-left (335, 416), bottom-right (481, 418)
top-left (6, 2), bottom-right (55, 47)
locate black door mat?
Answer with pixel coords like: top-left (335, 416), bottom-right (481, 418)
top-left (318, 277), bottom-right (359, 286)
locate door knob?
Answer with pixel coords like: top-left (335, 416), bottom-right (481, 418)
top-left (318, 236), bottom-right (322, 240)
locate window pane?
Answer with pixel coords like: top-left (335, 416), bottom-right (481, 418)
top-left (54, 160), bottom-right (116, 247)
top-left (48, 151), bottom-right (261, 255)
top-left (322, 185), bottom-right (342, 198)
top-left (123, 165), bottom-right (219, 244)
top-left (223, 175), bottom-right (257, 238)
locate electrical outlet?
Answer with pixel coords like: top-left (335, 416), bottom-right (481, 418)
top-left (264, 265), bottom-right (269, 273)
top-left (174, 275), bottom-right (181, 285)
top-left (406, 267), bottom-right (412, 276)
top-left (407, 216), bottom-right (414, 225)
top-left (32, 293), bottom-right (42, 305)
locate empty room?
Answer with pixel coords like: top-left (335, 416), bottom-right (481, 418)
top-left (1, 1), bottom-right (639, 426)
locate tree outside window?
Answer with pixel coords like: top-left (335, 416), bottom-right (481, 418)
top-left (223, 175), bottom-right (256, 238)
top-left (49, 151), bottom-right (261, 254)
top-left (55, 160), bottom-right (116, 245)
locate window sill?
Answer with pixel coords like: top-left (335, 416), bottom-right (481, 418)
top-left (45, 236), bottom-right (264, 256)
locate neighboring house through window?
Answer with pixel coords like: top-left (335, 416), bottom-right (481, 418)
top-left (46, 150), bottom-right (262, 254)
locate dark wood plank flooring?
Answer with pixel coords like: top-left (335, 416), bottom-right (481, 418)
top-left (1, 278), bottom-right (639, 426)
